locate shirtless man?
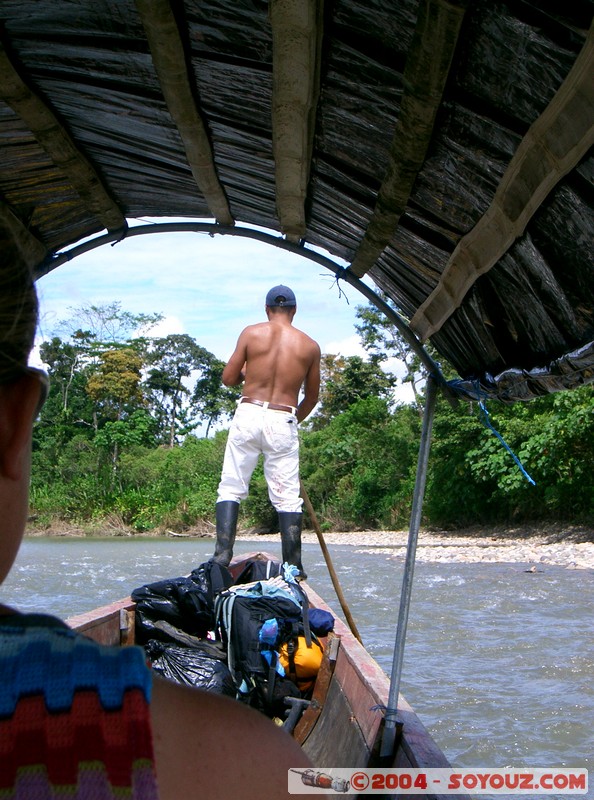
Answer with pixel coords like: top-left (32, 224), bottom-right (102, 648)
top-left (213, 285), bottom-right (321, 575)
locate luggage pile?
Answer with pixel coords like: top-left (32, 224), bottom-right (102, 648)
top-left (131, 557), bottom-right (334, 724)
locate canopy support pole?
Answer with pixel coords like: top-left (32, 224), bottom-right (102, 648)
top-left (380, 374), bottom-right (438, 759)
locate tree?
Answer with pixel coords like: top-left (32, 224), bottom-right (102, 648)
top-left (464, 387), bottom-right (594, 522)
top-left (311, 353), bottom-right (397, 427)
top-left (38, 303), bottom-right (165, 437)
top-left (301, 396), bottom-right (420, 528)
top-left (56, 301), bottom-right (162, 343)
top-left (144, 334), bottom-right (214, 446)
top-left (192, 356), bottom-right (241, 437)
top-left (86, 348), bottom-right (144, 420)
top-left (35, 336), bottom-right (96, 477)
top-left (39, 336), bottom-right (84, 414)
top-left (85, 348), bottom-right (144, 473)
top-left (355, 297), bottom-right (447, 410)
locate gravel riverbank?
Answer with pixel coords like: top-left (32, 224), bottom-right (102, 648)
top-left (237, 524), bottom-right (594, 571)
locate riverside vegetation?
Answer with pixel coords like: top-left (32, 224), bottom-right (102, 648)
top-left (30, 301), bottom-right (594, 538)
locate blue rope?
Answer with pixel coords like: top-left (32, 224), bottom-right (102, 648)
top-left (474, 384), bottom-right (536, 486)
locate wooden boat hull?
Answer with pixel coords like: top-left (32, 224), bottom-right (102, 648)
top-left (66, 552), bottom-right (467, 799)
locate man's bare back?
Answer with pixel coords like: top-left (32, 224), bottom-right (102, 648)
top-left (222, 310), bottom-right (321, 423)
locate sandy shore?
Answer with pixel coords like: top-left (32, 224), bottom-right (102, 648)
top-left (236, 525), bottom-right (594, 571)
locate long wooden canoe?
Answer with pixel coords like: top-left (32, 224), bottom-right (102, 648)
top-left (66, 551), bottom-right (468, 799)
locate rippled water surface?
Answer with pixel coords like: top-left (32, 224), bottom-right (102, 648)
top-left (2, 538), bottom-right (592, 798)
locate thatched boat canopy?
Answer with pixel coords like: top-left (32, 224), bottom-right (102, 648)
top-left (1, 0), bottom-right (593, 401)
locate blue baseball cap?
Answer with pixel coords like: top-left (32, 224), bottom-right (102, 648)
top-left (265, 285), bottom-right (296, 307)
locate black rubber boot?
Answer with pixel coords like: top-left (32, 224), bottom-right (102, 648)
top-left (278, 511), bottom-right (306, 578)
top-left (213, 501), bottom-right (239, 566)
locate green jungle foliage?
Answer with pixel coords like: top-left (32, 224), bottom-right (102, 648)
top-left (29, 302), bottom-right (594, 533)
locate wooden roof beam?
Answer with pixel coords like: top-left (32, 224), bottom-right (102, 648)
top-left (411, 18), bottom-right (594, 342)
top-left (270, 0), bottom-right (324, 243)
top-left (135, 0), bottom-right (233, 226)
top-left (0, 41), bottom-right (126, 234)
top-left (349, 0), bottom-right (468, 278)
top-left (0, 201), bottom-right (48, 271)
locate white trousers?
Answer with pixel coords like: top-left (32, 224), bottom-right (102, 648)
top-left (217, 401), bottom-right (303, 512)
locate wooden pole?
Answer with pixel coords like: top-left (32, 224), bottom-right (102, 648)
top-left (300, 480), bottom-right (363, 644)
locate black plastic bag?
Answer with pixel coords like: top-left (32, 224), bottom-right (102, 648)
top-left (145, 639), bottom-right (236, 696)
top-left (189, 560), bottom-right (233, 599)
top-left (132, 575), bottom-right (210, 641)
top-left (132, 560), bottom-right (232, 643)
top-left (136, 617), bottom-right (220, 648)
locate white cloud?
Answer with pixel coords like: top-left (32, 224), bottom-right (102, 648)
top-left (322, 334), bottom-right (366, 357)
top-left (147, 315), bottom-right (185, 338)
top-left (384, 355), bottom-right (409, 380)
top-left (392, 383), bottom-right (416, 404)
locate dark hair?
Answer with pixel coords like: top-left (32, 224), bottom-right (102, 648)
top-left (0, 254), bottom-right (39, 383)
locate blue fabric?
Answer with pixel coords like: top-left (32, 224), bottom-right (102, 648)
top-left (0, 613), bottom-right (152, 716)
top-left (258, 617), bottom-right (279, 645)
top-left (308, 608), bottom-right (334, 635)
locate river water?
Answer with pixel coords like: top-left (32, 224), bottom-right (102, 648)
top-left (2, 537), bottom-right (592, 799)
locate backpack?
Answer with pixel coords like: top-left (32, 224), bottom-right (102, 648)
top-left (214, 576), bottom-right (312, 716)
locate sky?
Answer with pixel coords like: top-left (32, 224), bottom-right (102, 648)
top-left (34, 217), bottom-right (413, 402)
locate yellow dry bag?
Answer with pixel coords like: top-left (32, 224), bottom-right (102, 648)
top-left (279, 636), bottom-right (323, 692)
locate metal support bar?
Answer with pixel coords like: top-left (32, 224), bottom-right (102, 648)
top-left (36, 220), bottom-right (444, 384)
top-left (380, 374), bottom-right (439, 759)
